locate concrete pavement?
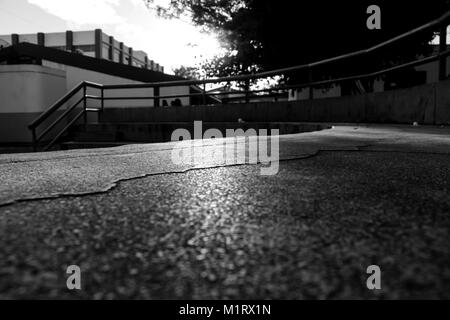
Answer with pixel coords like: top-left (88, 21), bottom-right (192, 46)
top-left (0, 125), bottom-right (449, 299)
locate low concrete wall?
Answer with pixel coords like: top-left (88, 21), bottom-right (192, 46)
top-left (0, 110), bottom-right (68, 144)
top-left (0, 112), bottom-right (41, 143)
top-left (101, 79), bottom-right (450, 125)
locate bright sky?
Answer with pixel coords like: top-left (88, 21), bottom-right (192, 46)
top-left (0, 0), bottom-right (223, 74)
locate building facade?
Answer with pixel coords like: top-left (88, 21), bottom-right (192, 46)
top-left (0, 29), bottom-right (164, 72)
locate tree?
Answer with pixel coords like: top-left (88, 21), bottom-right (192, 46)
top-left (172, 65), bottom-right (201, 80)
top-left (145, 0), bottom-right (449, 84)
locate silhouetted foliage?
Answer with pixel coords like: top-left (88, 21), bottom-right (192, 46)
top-left (173, 65), bottom-right (201, 80)
top-left (146, 0), bottom-right (449, 83)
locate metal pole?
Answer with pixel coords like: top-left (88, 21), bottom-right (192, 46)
top-left (83, 84), bottom-right (87, 110)
top-left (101, 87), bottom-right (105, 111)
top-left (83, 84), bottom-right (87, 124)
top-left (154, 86), bottom-right (160, 107)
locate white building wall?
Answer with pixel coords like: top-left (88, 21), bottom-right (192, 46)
top-left (0, 65), bottom-right (67, 142)
top-left (65, 66), bottom-right (155, 107)
top-left (113, 50), bottom-right (120, 63)
top-left (112, 39), bottom-right (121, 63)
top-left (41, 60), bottom-right (189, 107)
top-left (161, 86), bottom-right (190, 106)
top-left (102, 32), bottom-right (110, 44)
top-left (0, 35), bottom-right (11, 46)
top-left (45, 33), bottom-right (65, 47)
top-left (134, 51), bottom-right (147, 68)
top-left (73, 31), bottom-right (95, 45)
top-left (102, 45), bottom-right (109, 60)
top-left (0, 65), bottom-right (66, 113)
top-left (18, 33), bottom-right (37, 44)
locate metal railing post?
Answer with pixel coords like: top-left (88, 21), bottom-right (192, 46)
top-left (101, 87), bottom-right (105, 111)
top-left (439, 23), bottom-right (448, 81)
top-left (83, 83), bottom-right (87, 110)
top-left (154, 86), bottom-right (160, 107)
top-left (83, 83), bottom-right (87, 124)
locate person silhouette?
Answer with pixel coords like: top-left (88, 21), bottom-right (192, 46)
top-left (171, 99), bottom-right (182, 107)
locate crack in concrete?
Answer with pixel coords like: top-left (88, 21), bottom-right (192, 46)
top-left (3, 140), bottom-right (445, 210)
top-left (0, 154), bottom-right (315, 209)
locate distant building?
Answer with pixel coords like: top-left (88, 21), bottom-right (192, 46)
top-left (0, 29), bottom-right (164, 72)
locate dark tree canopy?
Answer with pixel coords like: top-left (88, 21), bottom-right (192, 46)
top-left (146, 0), bottom-right (449, 81)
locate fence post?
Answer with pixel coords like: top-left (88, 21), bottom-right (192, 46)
top-left (439, 23), bottom-right (448, 81)
top-left (154, 86), bottom-right (160, 107)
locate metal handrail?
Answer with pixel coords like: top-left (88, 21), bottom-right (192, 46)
top-left (83, 49), bottom-right (450, 100)
top-left (36, 95), bottom-right (85, 142)
top-left (28, 82), bottom-right (84, 130)
top-left (28, 81), bottom-right (102, 130)
top-left (28, 81), bottom-right (103, 151)
top-left (28, 10), bottom-right (450, 151)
